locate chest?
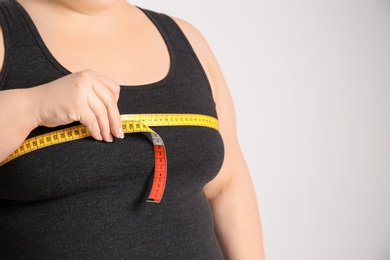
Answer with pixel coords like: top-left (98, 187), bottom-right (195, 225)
top-left (16, 4), bottom-right (171, 87)
top-left (0, 88), bottom-right (224, 203)
top-left (43, 27), bottom-right (170, 86)
top-left (0, 122), bottom-right (224, 204)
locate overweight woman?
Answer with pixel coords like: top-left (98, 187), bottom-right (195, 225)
top-left (0, 0), bottom-right (265, 259)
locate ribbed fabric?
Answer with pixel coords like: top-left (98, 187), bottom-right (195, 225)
top-left (0, 0), bottom-right (225, 259)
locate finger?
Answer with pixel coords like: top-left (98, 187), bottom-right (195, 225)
top-left (87, 94), bottom-right (113, 142)
top-left (91, 76), bottom-right (123, 139)
top-left (79, 108), bottom-right (102, 141)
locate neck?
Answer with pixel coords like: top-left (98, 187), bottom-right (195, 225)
top-left (17, 0), bottom-right (130, 16)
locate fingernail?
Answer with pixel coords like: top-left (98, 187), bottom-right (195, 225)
top-left (118, 127), bottom-right (124, 139)
top-left (108, 135), bottom-right (113, 142)
top-left (98, 135), bottom-right (103, 141)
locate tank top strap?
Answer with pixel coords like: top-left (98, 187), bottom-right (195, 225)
top-left (0, 0), bottom-right (63, 89)
top-left (139, 8), bottom-right (192, 56)
top-left (139, 8), bottom-right (211, 90)
top-left (0, 0), bottom-right (37, 86)
top-left (0, 0), bottom-right (37, 49)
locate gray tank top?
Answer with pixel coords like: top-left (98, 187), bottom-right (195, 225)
top-left (0, 0), bottom-right (225, 258)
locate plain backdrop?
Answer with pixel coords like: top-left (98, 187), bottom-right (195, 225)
top-left (130, 1), bottom-right (390, 260)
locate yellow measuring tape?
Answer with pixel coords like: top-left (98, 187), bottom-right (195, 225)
top-left (0, 114), bottom-right (219, 203)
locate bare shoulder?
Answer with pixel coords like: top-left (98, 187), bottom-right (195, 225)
top-left (171, 17), bottom-right (207, 44)
top-left (0, 23), bottom-right (4, 72)
top-left (170, 17), bottom-right (210, 59)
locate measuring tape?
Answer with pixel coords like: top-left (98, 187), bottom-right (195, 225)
top-left (0, 114), bottom-right (219, 203)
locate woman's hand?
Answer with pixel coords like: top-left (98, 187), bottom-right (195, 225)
top-left (30, 69), bottom-right (124, 142)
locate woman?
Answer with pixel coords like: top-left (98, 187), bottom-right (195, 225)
top-left (0, 0), bottom-right (265, 259)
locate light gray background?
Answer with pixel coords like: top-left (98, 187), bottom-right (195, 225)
top-left (130, 1), bottom-right (390, 259)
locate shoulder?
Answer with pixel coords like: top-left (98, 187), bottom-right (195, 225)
top-left (170, 16), bottom-right (206, 47)
top-left (170, 16), bottom-right (212, 66)
top-left (170, 16), bottom-right (208, 47)
top-left (170, 16), bottom-right (220, 95)
top-left (169, 16), bottom-right (233, 118)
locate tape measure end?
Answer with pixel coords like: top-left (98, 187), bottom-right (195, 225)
top-left (146, 199), bottom-right (161, 203)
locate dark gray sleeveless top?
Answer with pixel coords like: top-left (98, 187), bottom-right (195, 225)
top-left (0, 0), bottom-right (225, 259)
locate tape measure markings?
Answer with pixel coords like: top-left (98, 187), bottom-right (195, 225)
top-left (148, 144), bottom-right (167, 203)
top-left (1, 114), bottom-right (219, 203)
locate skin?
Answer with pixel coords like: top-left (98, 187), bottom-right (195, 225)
top-left (0, 0), bottom-right (266, 259)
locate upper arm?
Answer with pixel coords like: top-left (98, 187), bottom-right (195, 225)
top-left (0, 23), bottom-right (5, 72)
top-left (172, 17), bottom-right (249, 199)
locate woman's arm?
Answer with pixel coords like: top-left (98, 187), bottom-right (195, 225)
top-left (0, 26), bottom-right (124, 162)
top-left (0, 25), bottom-right (39, 161)
top-left (0, 73), bottom-right (126, 163)
top-left (173, 18), bottom-right (266, 259)
top-left (0, 89), bottom-right (40, 162)
top-left (0, 72), bottom-right (125, 163)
